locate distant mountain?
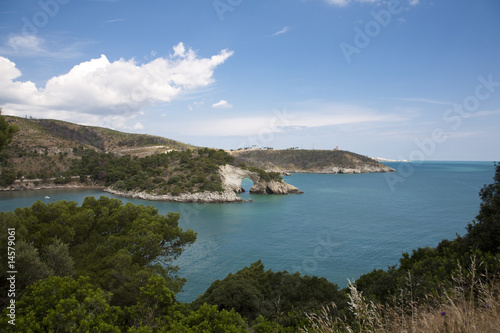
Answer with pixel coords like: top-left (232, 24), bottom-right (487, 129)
top-left (229, 149), bottom-right (395, 174)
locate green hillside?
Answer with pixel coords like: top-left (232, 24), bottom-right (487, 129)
top-left (230, 148), bottom-right (393, 173)
top-left (0, 116), bottom-right (278, 195)
top-left (4, 116), bottom-right (194, 153)
top-left (0, 116), bottom-right (196, 183)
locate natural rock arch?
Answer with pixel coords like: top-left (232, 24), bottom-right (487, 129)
top-left (218, 165), bottom-right (260, 193)
top-left (240, 177), bottom-right (255, 193)
top-left (218, 165), bottom-right (302, 195)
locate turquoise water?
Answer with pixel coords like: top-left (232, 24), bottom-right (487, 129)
top-left (0, 161), bottom-right (495, 302)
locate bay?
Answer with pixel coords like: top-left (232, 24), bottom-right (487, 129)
top-left (0, 161), bottom-right (495, 302)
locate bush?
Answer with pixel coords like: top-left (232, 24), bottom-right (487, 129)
top-left (0, 169), bottom-right (16, 186)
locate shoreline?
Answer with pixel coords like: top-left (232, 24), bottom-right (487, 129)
top-left (103, 188), bottom-right (245, 204)
top-left (0, 166), bottom-right (393, 202)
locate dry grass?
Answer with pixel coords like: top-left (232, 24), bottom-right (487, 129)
top-left (301, 257), bottom-right (500, 333)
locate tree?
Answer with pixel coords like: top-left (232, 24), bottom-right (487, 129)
top-left (4, 276), bottom-right (123, 332)
top-left (194, 260), bottom-right (344, 328)
top-left (0, 196), bottom-right (197, 306)
top-left (0, 110), bottom-right (18, 153)
top-left (125, 275), bottom-right (177, 329)
top-left (167, 304), bottom-right (248, 333)
top-left (465, 162), bottom-right (500, 253)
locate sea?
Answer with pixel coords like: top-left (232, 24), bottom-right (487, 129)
top-left (0, 161), bottom-right (496, 302)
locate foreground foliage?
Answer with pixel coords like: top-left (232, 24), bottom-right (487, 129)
top-left (194, 260), bottom-right (346, 329)
top-left (0, 196), bottom-right (197, 307)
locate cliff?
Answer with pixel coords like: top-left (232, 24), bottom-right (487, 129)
top-left (219, 164), bottom-right (303, 195)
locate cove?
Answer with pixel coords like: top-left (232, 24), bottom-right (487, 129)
top-left (0, 161), bottom-right (495, 302)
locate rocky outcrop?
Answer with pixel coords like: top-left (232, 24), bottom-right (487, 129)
top-left (240, 165), bottom-right (395, 175)
top-left (219, 164), bottom-right (303, 195)
top-left (103, 165), bottom-right (302, 203)
top-left (218, 164), bottom-right (257, 193)
top-left (249, 179), bottom-right (303, 194)
top-left (0, 178), bottom-right (102, 191)
top-left (294, 164), bottom-right (395, 174)
top-left (104, 188), bottom-right (244, 203)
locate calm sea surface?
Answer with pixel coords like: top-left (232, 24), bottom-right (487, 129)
top-left (0, 161), bottom-right (495, 302)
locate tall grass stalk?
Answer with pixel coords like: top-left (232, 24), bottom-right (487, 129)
top-left (302, 257), bottom-right (499, 332)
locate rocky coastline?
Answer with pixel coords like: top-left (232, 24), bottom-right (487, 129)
top-left (266, 165), bottom-right (396, 174)
top-left (0, 178), bottom-right (103, 192)
top-left (1, 163), bottom-right (392, 203)
top-left (104, 165), bottom-right (303, 203)
top-left (103, 188), bottom-right (244, 203)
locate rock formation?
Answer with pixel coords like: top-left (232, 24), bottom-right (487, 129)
top-left (219, 165), bottom-right (303, 195)
top-left (104, 188), bottom-right (244, 203)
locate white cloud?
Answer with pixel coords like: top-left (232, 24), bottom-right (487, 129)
top-left (270, 26), bottom-right (290, 37)
top-left (326, 0), bottom-right (419, 7)
top-left (463, 109), bottom-right (500, 119)
top-left (181, 103), bottom-right (408, 137)
top-left (0, 34), bottom-right (87, 59)
top-left (395, 97), bottom-right (454, 105)
top-left (212, 100), bottom-right (233, 109)
top-left (105, 18), bottom-right (126, 23)
top-left (0, 43), bottom-right (234, 130)
top-left (5, 35), bottom-right (45, 54)
top-left (188, 100), bottom-right (205, 110)
top-left (444, 131), bottom-right (484, 139)
top-left (324, 0), bottom-right (380, 7)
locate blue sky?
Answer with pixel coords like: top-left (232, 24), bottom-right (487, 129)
top-left (0, 0), bottom-right (499, 160)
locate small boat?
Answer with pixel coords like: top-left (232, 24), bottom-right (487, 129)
top-left (44, 196), bottom-right (50, 199)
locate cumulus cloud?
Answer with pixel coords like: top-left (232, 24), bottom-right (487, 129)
top-left (0, 43), bottom-right (234, 129)
top-left (212, 100), bottom-right (233, 109)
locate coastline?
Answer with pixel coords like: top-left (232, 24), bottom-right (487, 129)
top-left (0, 179), bottom-right (104, 192)
top-left (0, 165), bottom-right (393, 202)
top-left (103, 188), bottom-right (245, 203)
top-left (265, 165), bottom-right (396, 174)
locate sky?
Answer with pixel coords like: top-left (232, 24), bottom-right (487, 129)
top-left (0, 0), bottom-right (499, 161)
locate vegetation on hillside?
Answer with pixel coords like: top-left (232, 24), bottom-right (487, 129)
top-left (5, 115), bottom-right (194, 152)
top-left (232, 149), bottom-right (387, 172)
top-left (0, 111), bottom-right (18, 154)
top-left (0, 115), bottom-right (283, 195)
top-left (68, 147), bottom-right (234, 195)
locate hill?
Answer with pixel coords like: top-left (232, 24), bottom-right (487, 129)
top-left (0, 116), bottom-right (195, 181)
top-left (0, 116), bottom-right (301, 201)
top-left (229, 149), bottom-right (395, 174)
top-left (4, 116), bottom-right (194, 154)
